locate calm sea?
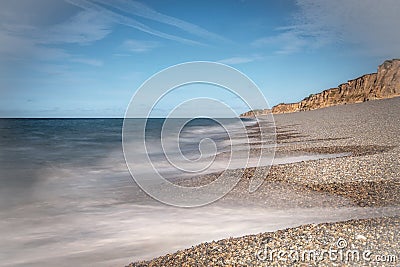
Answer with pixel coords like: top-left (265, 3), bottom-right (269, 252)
top-left (0, 119), bottom-right (395, 266)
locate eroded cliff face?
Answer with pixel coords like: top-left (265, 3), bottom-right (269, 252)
top-left (270, 59), bottom-right (400, 114)
top-left (240, 109), bottom-right (271, 117)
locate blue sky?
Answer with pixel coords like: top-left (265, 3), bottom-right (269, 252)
top-left (1, 0), bottom-right (399, 117)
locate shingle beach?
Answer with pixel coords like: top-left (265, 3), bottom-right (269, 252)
top-left (127, 97), bottom-right (400, 266)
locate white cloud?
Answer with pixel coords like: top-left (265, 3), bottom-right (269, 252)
top-left (252, 31), bottom-right (309, 55)
top-left (0, 28), bottom-right (70, 61)
top-left (0, 0), bottom-right (222, 65)
top-left (91, 0), bottom-right (227, 42)
top-left (294, 0), bottom-right (400, 56)
top-left (253, 0), bottom-right (400, 57)
top-left (0, 2), bottom-right (111, 62)
top-left (121, 40), bottom-right (159, 53)
top-left (218, 55), bottom-right (263, 65)
top-left (41, 10), bottom-right (112, 45)
top-left (70, 57), bottom-right (103, 66)
top-left (64, 0), bottom-right (203, 45)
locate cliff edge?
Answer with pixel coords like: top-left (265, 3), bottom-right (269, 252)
top-left (241, 59), bottom-right (400, 116)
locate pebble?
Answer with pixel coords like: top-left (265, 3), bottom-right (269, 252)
top-left (126, 98), bottom-right (400, 266)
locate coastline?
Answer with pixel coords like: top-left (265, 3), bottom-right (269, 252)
top-left (127, 97), bottom-right (400, 266)
top-left (128, 216), bottom-right (399, 267)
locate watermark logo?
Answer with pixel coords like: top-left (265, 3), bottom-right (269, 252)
top-left (122, 62), bottom-right (276, 207)
top-left (256, 236), bottom-right (397, 264)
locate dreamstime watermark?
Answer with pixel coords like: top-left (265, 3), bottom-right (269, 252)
top-left (256, 237), bottom-right (397, 264)
top-left (122, 61), bottom-right (276, 207)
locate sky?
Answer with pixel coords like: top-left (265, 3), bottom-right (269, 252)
top-left (1, 0), bottom-right (400, 117)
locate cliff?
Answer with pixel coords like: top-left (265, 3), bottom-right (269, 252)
top-left (240, 109), bottom-right (271, 117)
top-left (242, 59), bottom-right (400, 116)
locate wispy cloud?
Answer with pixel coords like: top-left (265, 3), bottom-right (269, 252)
top-left (0, 7), bottom-right (111, 62)
top-left (218, 55), bottom-right (263, 65)
top-left (70, 57), bottom-right (103, 66)
top-left (39, 10), bottom-right (112, 45)
top-left (0, 0), bottom-right (224, 65)
top-left (294, 0), bottom-right (400, 56)
top-left (64, 0), bottom-right (205, 45)
top-left (253, 0), bottom-right (400, 56)
top-left (0, 26), bottom-right (103, 66)
top-left (0, 27), bottom-right (70, 61)
top-left (121, 39), bottom-right (159, 53)
top-left (91, 0), bottom-right (227, 42)
top-left (252, 31), bottom-right (310, 55)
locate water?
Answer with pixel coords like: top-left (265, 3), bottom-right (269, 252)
top-left (0, 119), bottom-right (396, 266)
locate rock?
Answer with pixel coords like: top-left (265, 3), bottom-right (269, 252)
top-left (245, 59), bottom-right (400, 115)
top-left (355, 234), bottom-right (367, 240)
top-left (240, 109), bottom-right (271, 118)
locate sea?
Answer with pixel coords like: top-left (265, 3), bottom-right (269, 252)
top-left (0, 118), bottom-right (396, 266)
